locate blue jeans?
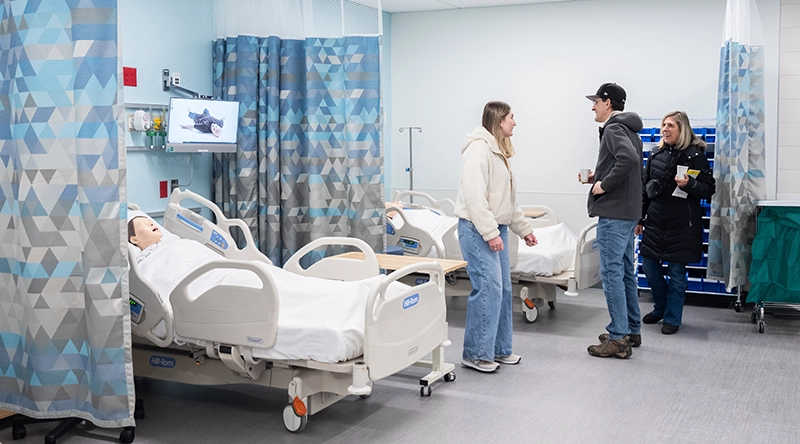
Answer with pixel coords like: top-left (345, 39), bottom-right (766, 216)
top-left (187, 109), bottom-right (209, 121)
top-left (596, 217), bottom-right (640, 340)
top-left (641, 256), bottom-right (687, 326)
top-left (458, 219), bottom-right (513, 361)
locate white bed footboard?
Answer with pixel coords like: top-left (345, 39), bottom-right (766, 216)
top-left (170, 259), bottom-right (280, 349)
top-left (364, 262), bottom-right (447, 381)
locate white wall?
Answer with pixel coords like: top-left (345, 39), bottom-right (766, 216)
top-left (121, 0), bottom-right (214, 215)
top-left (388, 0), bottom-right (780, 234)
top-left (779, 0), bottom-right (800, 200)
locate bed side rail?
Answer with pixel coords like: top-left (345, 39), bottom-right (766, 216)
top-left (363, 262), bottom-right (447, 381)
top-left (386, 206), bottom-right (443, 258)
top-left (164, 188), bottom-right (270, 264)
top-left (284, 236), bottom-right (380, 281)
top-left (441, 222), bottom-right (462, 261)
top-left (170, 260), bottom-right (280, 349)
top-left (520, 205), bottom-right (558, 228)
top-left (392, 190), bottom-right (455, 215)
top-left (573, 221), bottom-right (600, 291)
top-left (128, 244), bottom-right (174, 347)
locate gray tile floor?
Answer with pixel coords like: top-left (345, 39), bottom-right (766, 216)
top-left (4, 289), bottom-right (800, 444)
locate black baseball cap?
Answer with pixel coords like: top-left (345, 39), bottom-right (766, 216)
top-left (586, 83), bottom-right (626, 104)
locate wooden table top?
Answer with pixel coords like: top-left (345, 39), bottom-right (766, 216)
top-left (335, 252), bottom-right (467, 273)
top-left (523, 208), bottom-right (547, 218)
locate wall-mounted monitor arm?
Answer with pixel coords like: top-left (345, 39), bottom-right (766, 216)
top-left (162, 69), bottom-right (212, 100)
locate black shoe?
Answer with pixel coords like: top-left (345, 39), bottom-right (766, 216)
top-left (642, 313), bottom-right (663, 324)
top-left (587, 337), bottom-right (632, 359)
top-left (661, 323), bottom-right (679, 335)
top-left (598, 333), bottom-right (641, 347)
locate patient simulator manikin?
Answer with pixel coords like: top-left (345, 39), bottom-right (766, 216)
top-left (129, 216), bottom-right (164, 255)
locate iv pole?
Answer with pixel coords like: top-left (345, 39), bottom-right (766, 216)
top-left (399, 127), bottom-right (422, 203)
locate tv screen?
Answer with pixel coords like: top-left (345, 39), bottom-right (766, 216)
top-left (166, 97), bottom-right (239, 153)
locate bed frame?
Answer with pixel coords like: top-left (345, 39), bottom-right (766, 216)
top-left (128, 189), bottom-right (455, 433)
top-left (386, 190), bottom-right (600, 323)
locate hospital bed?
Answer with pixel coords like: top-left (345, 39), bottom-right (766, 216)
top-left (127, 189), bottom-right (455, 433)
top-left (386, 190), bottom-right (600, 323)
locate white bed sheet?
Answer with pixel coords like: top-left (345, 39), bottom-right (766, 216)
top-left (390, 209), bottom-right (458, 258)
top-left (137, 239), bottom-right (407, 363)
top-left (512, 223), bottom-right (577, 277)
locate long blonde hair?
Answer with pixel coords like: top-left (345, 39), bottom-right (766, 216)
top-left (657, 111), bottom-right (708, 151)
top-left (482, 101), bottom-right (516, 158)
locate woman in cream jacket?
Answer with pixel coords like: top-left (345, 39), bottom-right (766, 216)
top-left (454, 101), bottom-right (537, 373)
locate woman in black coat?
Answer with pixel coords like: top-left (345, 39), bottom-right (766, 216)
top-left (636, 111), bottom-right (715, 335)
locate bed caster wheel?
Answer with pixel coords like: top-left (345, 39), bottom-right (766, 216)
top-left (522, 305), bottom-right (538, 323)
top-left (734, 301), bottom-right (742, 312)
top-left (134, 399), bottom-right (144, 419)
top-left (548, 301), bottom-right (556, 310)
top-left (444, 372), bottom-right (456, 382)
top-left (283, 404), bottom-right (308, 433)
top-left (12, 424), bottom-right (26, 440)
top-left (758, 321), bottom-right (765, 334)
top-left (359, 394), bottom-right (370, 399)
top-left (420, 386), bottom-right (432, 397)
top-left (119, 426), bottom-right (135, 443)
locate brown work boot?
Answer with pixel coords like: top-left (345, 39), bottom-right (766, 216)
top-left (587, 337), bottom-right (632, 359)
top-left (598, 333), bottom-right (641, 347)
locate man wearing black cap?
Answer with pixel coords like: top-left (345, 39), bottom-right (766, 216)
top-left (581, 82), bottom-right (643, 359)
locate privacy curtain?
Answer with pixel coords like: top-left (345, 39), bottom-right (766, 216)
top-left (211, 0), bottom-right (384, 266)
top-left (0, 0), bottom-right (134, 428)
top-left (707, 0), bottom-right (767, 291)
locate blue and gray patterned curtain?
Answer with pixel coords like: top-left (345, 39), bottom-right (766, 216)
top-left (0, 0), bottom-right (134, 427)
top-left (212, 6), bottom-right (383, 266)
top-left (707, 0), bottom-right (767, 290)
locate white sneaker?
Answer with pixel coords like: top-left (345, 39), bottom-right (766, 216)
top-left (494, 353), bottom-right (521, 365)
top-left (461, 358), bottom-right (499, 373)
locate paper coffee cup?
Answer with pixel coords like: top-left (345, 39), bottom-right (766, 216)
top-left (676, 165), bottom-right (688, 177)
top-left (580, 168), bottom-right (590, 183)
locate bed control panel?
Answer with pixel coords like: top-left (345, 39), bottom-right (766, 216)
top-left (209, 230), bottom-right (229, 250)
top-left (399, 237), bottom-right (420, 255)
top-left (129, 295), bottom-right (145, 324)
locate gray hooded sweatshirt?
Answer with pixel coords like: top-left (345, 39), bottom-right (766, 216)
top-left (587, 112), bottom-right (644, 221)
top-left (454, 126), bottom-right (533, 241)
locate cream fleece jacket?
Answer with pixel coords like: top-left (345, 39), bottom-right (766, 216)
top-left (454, 126), bottom-right (533, 241)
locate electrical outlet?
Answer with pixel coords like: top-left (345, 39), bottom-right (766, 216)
top-left (170, 179), bottom-right (179, 192)
top-left (172, 72), bottom-right (181, 87)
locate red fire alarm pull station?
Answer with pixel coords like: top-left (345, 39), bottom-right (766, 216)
top-left (123, 67), bottom-right (137, 87)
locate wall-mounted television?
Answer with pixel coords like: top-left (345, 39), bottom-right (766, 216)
top-left (166, 97), bottom-right (239, 153)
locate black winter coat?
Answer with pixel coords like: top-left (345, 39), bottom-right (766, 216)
top-left (639, 143), bottom-right (715, 264)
